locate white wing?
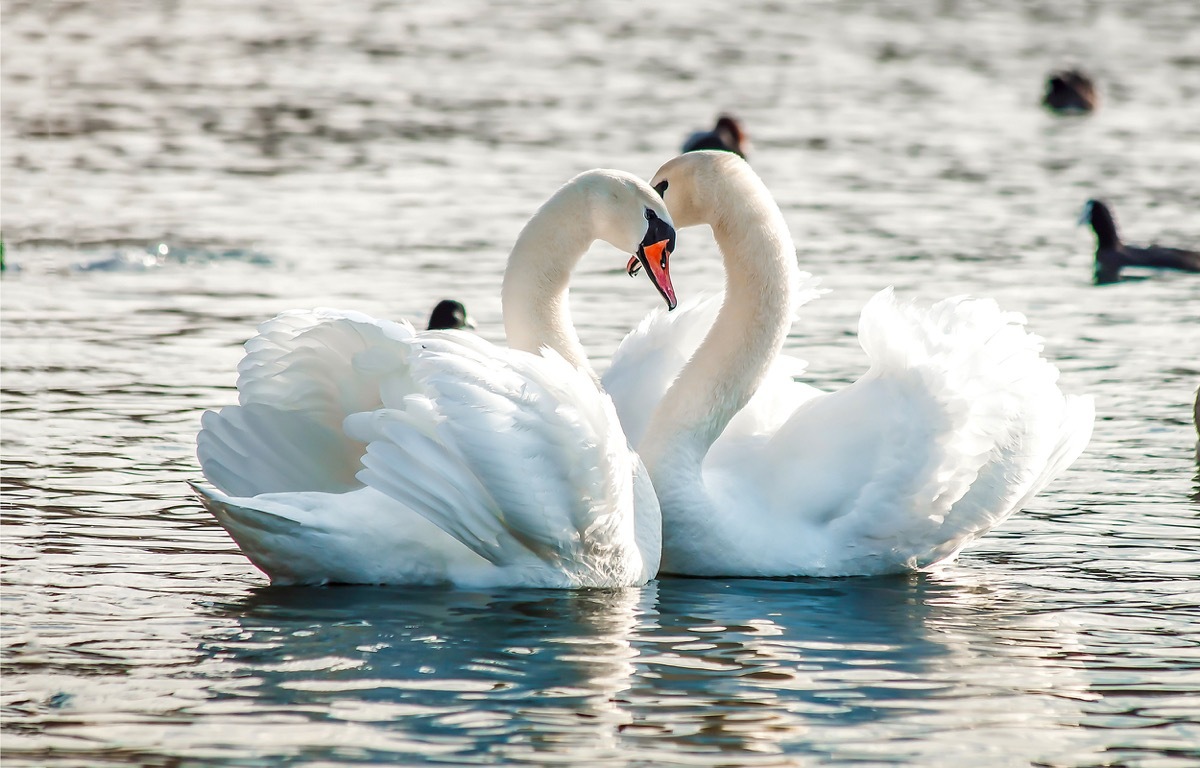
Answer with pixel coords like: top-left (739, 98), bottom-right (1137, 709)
top-left (704, 288), bottom-right (1094, 575)
top-left (352, 331), bottom-right (657, 587)
top-left (197, 309), bottom-right (417, 496)
top-left (196, 310), bottom-right (657, 587)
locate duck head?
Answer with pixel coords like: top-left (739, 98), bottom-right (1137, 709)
top-left (1079, 199), bottom-right (1120, 249)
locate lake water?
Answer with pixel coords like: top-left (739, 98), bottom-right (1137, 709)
top-left (3, 0), bottom-right (1199, 765)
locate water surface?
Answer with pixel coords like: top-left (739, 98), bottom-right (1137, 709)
top-left (3, 0), bottom-right (1199, 765)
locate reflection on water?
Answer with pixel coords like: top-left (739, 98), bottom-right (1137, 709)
top-left (198, 587), bottom-right (652, 764)
top-left (3, 0), bottom-right (1200, 765)
top-left (1, 573), bottom-right (1126, 766)
top-left (626, 577), bottom-right (1101, 765)
top-left (4, 574), bottom-right (1160, 766)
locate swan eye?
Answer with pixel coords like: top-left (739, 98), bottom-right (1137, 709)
top-left (654, 179), bottom-right (668, 197)
top-left (644, 208), bottom-right (657, 222)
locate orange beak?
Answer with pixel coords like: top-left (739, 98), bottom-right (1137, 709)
top-left (628, 217), bottom-right (678, 311)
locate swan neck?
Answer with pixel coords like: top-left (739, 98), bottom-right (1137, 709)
top-left (501, 186), bottom-right (596, 377)
top-left (640, 175), bottom-right (795, 474)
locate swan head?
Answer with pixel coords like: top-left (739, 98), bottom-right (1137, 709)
top-left (648, 150), bottom-right (754, 229)
top-left (625, 208), bottom-right (678, 310)
top-left (582, 171), bottom-right (678, 311)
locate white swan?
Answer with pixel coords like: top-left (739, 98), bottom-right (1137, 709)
top-left (190, 169), bottom-right (678, 588)
top-left (608, 151), bottom-right (1094, 577)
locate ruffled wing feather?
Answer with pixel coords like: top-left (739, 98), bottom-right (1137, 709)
top-left (353, 332), bottom-right (653, 585)
top-left (704, 289), bottom-right (1093, 576)
top-left (198, 309), bottom-right (418, 497)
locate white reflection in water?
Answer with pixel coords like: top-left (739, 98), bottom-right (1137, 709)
top-left (119, 575), bottom-right (1136, 766)
top-left (625, 575), bottom-right (1107, 765)
top-left (189, 586), bottom-right (656, 764)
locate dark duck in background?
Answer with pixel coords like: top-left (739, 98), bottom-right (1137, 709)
top-left (1079, 200), bottom-right (1200, 284)
top-left (682, 114), bottom-right (748, 158)
top-left (426, 299), bottom-right (475, 330)
top-left (1043, 69), bottom-right (1097, 114)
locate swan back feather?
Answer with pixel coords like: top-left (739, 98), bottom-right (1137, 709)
top-left (198, 309), bottom-right (417, 497)
top-left (604, 293), bottom-right (726, 447)
top-left (673, 288), bottom-right (1093, 576)
top-left (351, 331), bottom-right (661, 587)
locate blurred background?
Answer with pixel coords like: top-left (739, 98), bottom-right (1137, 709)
top-left (2, 1), bottom-right (1199, 766)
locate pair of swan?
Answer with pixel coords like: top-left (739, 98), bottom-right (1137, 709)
top-left (192, 152), bottom-right (1093, 587)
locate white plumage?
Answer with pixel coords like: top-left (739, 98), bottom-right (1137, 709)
top-left (192, 169), bottom-right (675, 587)
top-left (623, 152), bottom-right (1094, 577)
top-left (192, 153), bottom-right (1093, 585)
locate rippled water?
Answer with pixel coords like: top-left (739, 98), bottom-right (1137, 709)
top-left (3, 0), bottom-right (1199, 765)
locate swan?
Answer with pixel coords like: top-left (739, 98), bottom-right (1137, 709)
top-left (609, 151), bottom-right (1094, 577)
top-left (190, 169), bottom-right (678, 588)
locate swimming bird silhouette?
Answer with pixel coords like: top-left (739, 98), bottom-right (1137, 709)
top-left (1079, 200), bottom-right (1200, 284)
top-left (1043, 69), bottom-right (1097, 114)
top-left (682, 114), bottom-right (747, 158)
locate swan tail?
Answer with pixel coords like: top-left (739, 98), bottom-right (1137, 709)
top-left (189, 480), bottom-right (486, 586)
top-left (188, 480), bottom-right (321, 585)
top-left (838, 289), bottom-right (1093, 569)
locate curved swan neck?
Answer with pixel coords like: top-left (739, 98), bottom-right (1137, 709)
top-left (502, 180), bottom-right (602, 378)
top-left (640, 162), bottom-right (797, 473)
